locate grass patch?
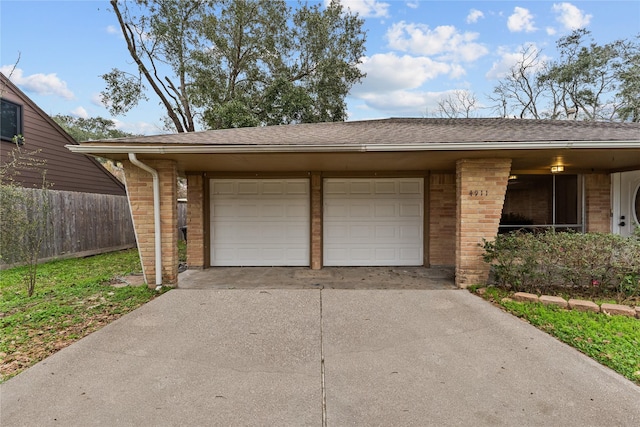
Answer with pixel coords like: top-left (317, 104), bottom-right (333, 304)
top-left (0, 249), bottom-right (168, 382)
top-left (475, 287), bottom-right (640, 385)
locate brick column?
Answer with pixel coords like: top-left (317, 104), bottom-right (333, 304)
top-left (123, 159), bottom-right (178, 287)
top-left (456, 159), bottom-right (512, 288)
top-left (585, 173), bottom-right (611, 233)
top-left (429, 173), bottom-right (456, 266)
top-left (310, 172), bottom-right (323, 269)
top-left (186, 173), bottom-right (205, 269)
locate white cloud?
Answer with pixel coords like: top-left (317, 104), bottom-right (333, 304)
top-left (355, 53), bottom-right (455, 93)
top-left (112, 119), bottom-right (166, 136)
top-left (329, 0), bottom-right (390, 18)
top-left (351, 88), bottom-right (478, 117)
top-left (106, 25), bottom-right (119, 35)
top-left (71, 106), bottom-right (89, 119)
top-left (0, 66), bottom-right (75, 100)
top-left (406, 1), bottom-right (419, 9)
top-left (91, 93), bottom-right (107, 107)
top-left (552, 3), bottom-right (592, 30)
top-left (386, 22), bottom-right (488, 62)
top-left (467, 9), bottom-right (484, 24)
top-left (486, 44), bottom-right (548, 80)
top-left (507, 7), bottom-right (537, 33)
top-left (546, 27), bottom-right (557, 36)
top-left (348, 53), bottom-right (471, 116)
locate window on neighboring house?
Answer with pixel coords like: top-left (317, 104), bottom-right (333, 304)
top-left (500, 174), bottom-right (583, 233)
top-left (1, 98), bottom-right (23, 142)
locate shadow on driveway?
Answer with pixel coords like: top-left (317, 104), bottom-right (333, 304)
top-left (178, 266), bottom-right (456, 290)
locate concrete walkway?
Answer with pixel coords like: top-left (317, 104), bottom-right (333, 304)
top-left (1, 286), bottom-right (639, 426)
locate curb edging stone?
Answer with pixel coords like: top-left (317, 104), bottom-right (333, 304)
top-left (507, 292), bottom-right (638, 319)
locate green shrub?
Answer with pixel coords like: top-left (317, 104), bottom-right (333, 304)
top-left (482, 229), bottom-right (640, 302)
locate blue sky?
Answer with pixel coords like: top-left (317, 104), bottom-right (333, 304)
top-left (2, 0), bottom-right (639, 135)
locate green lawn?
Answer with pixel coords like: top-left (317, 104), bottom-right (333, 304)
top-left (475, 287), bottom-right (640, 385)
top-left (0, 249), bottom-right (167, 382)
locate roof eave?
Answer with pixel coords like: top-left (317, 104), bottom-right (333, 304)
top-left (66, 141), bottom-right (640, 155)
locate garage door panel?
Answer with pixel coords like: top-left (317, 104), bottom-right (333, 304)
top-left (350, 203), bottom-right (372, 217)
top-left (212, 181), bottom-right (235, 194)
top-left (286, 181), bottom-right (308, 194)
top-left (326, 203), bottom-right (348, 217)
top-left (286, 224), bottom-right (308, 239)
top-left (351, 181), bottom-right (373, 194)
top-left (262, 204), bottom-right (284, 217)
top-left (400, 180), bottom-right (422, 194)
top-left (400, 203), bottom-right (421, 217)
top-left (375, 181), bottom-right (396, 194)
top-left (262, 181), bottom-right (285, 194)
top-left (324, 178), bottom-right (423, 266)
top-left (211, 179), bottom-right (309, 266)
top-left (286, 204), bottom-right (308, 217)
top-left (375, 225), bottom-right (397, 238)
top-left (237, 181), bottom-right (259, 195)
top-left (374, 204), bottom-right (396, 217)
top-left (325, 180), bottom-right (349, 195)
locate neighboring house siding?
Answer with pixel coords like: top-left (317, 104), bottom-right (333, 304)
top-left (1, 75), bottom-right (125, 195)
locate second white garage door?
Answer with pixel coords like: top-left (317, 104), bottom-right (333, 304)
top-left (210, 179), bottom-right (310, 266)
top-left (324, 178), bottom-right (424, 266)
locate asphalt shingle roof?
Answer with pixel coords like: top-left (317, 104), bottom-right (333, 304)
top-left (94, 118), bottom-right (640, 146)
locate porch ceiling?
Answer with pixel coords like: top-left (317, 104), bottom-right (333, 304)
top-left (74, 148), bottom-right (640, 175)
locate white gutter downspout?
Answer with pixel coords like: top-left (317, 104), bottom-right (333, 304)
top-left (128, 153), bottom-right (162, 287)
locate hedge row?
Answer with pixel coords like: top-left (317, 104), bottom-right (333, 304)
top-left (482, 229), bottom-right (640, 301)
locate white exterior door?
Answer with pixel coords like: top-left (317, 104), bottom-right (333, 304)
top-left (613, 171), bottom-right (640, 237)
top-left (323, 178), bottom-right (423, 266)
top-left (210, 179), bottom-right (310, 266)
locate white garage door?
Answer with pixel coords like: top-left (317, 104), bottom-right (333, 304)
top-left (324, 178), bottom-right (423, 266)
top-left (210, 179), bottom-right (309, 266)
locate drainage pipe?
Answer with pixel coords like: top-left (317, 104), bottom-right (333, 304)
top-left (128, 153), bottom-right (162, 286)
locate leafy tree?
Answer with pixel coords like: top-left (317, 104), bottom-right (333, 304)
top-left (492, 30), bottom-right (640, 122)
top-left (0, 142), bottom-right (51, 297)
top-left (52, 115), bottom-right (135, 142)
top-left (616, 35), bottom-right (640, 122)
top-left (102, 0), bottom-right (366, 132)
top-left (52, 115), bottom-right (137, 183)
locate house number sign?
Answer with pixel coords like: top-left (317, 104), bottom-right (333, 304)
top-left (469, 190), bottom-right (489, 196)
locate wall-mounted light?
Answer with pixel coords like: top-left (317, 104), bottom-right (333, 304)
top-left (550, 165), bottom-right (564, 173)
top-left (508, 175), bottom-right (518, 180)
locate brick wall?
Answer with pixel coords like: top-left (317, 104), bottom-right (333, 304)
top-left (310, 172), bottom-right (322, 269)
top-left (585, 173), bottom-right (611, 233)
top-left (187, 173), bottom-right (205, 268)
top-left (456, 159), bottom-right (512, 287)
top-left (123, 159), bottom-right (178, 286)
top-left (429, 173), bottom-right (456, 266)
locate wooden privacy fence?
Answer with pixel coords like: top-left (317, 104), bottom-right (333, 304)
top-left (1, 188), bottom-right (136, 268)
top-left (178, 199), bottom-right (186, 241)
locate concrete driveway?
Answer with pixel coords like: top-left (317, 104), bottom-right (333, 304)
top-left (1, 278), bottom-right (639, 425)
